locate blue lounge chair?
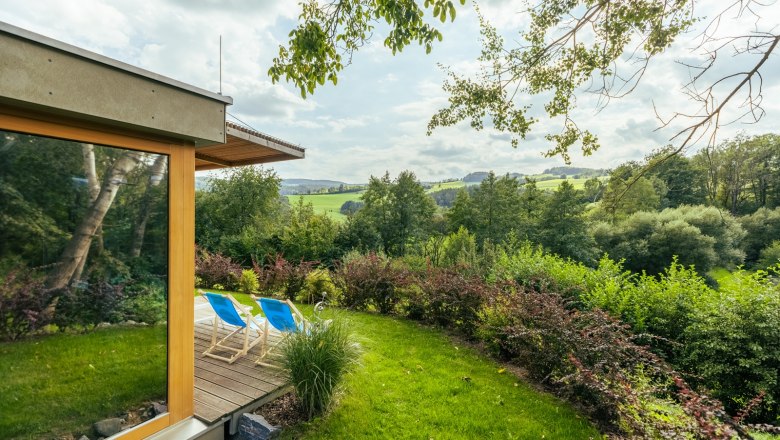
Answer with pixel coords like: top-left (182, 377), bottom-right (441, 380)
top-left (200, 291), bottom-right (266, 364)
top-left (251, 296), bottom-right (307, 367)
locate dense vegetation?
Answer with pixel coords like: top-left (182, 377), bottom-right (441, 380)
top-left (188, 133), bottom-right (780, 437)
top-left (4, 130), bottom-right (780, 438)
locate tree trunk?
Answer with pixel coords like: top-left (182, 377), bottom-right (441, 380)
top-left (47, 151), bottom-right (142, 289)
top-left (71, 144), bottom-right (102, 282)
top-left (130, 155), bottom-right (168, 258)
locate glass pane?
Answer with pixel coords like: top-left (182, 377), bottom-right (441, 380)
top-left (0, 130), bottom-right (168, 439)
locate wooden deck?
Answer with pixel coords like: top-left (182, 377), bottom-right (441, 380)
top-left (193, 321), bottom-right (291, 433)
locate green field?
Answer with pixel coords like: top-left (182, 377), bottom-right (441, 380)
top-left (535, 177), bottom-right (590, 190)
top-left (287, 193), bottom-right (363, 221)
top-left (290, 177), bottom-right (601, 221)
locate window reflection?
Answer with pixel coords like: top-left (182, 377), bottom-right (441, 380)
top-left (0, 130), bottom-right (168, 439)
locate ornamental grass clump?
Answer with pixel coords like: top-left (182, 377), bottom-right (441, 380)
top-left (282, 317), bottom-right (361, 419)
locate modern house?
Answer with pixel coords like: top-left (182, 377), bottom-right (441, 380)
top-left (0, 22), bottom-right (303, 440)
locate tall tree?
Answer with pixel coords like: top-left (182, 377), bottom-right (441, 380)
top-left (599, 164), bottom-right (661, 222)
top-left (539, 181), bottom-right (595, 263)
top-left (359, 170), bottom-right (435, 256)
top-left (281, 198), bottom-right (339, 262)
top-left (449, 172), bottom-right (524, 246)
top-left (195, 166), bottom-right (282, 263)
top-left (130, 154), bottom-right (168, 258)
top-left (645, 147), bottom-right (707, 208)
top-left (47, 151), bottom-right (143, 289)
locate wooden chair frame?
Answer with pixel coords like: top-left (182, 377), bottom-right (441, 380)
top-left (200, 291), bottom-right (266, 364)
top-left (250, 296), bottom-right (307, 368)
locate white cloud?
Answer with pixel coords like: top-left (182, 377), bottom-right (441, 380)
top-left (1, 0), bottom-right (778, 183)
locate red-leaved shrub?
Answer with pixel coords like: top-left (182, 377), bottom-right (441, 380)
top-left (253, 254), bottom-right (315, 300)
top-left (414, 267), bottom-right (491, 336)
top-left (195, 247), bottom-right (241, 290)
top-left (0, 270), bottom-right (56, 341)
top-left (333, 253), bottom-right (407, 313)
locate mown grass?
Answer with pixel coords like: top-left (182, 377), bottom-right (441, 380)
top-left (287, 193), bottom-right (363, 221)
top-left (0, 325), bottom-right (167, 439)
top-left (200, 290), bottom-right (600, 439)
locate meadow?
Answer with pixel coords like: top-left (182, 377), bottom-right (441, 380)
top-left (290, 176), bottom-right (596, 221)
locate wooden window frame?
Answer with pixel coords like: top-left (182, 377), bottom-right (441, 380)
top-left (0, 108), bottom-right (196, 439)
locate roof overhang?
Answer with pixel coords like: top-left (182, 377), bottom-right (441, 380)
top-left (195, 121), bottom-right (305, 171)
top-left (0, 21), bottom-right (307, 169)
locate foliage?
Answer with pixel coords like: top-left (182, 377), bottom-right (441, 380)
top-left (593, 205), bottom-right (745, 274)
top-left (300, 268), bottom-right (340, 305)
top-left (682, 268), bottom-right (780, 421)
top-left (253, 254), bottom-right (315, 300)
top-left (195, 166), bottom-right (282, 264)
top-left (447, 172), bottom-right (524, 246)
top-left (596, 163), bottom-right (662, 221)
top-left (122, 282), bottom-right (167, 325)
top-left (694, 134), bottom-right (780, 214)
top-left (333, 213), bottom-right (383, 255)
top-left (739, 207), bottom-right (780, 266)
top-left (491, 242), bottom-right (593, 298)
top-left (0, 270), bottom-right (57, 341)
top-left (339, 200), bottom-right (364, 216)
top-left (430, 2), bottom-right (697, 159)
top-left (282, 317), bottom-right (361, 419)
top-left (333, 252), bottom-right (407, 313)
top-left (645, 146), bottom-right (708, 208)
top-left (357, 171), bottom-right (435, 256)
top-left (478, 286), bottom-right (741, 437)
top-left (538, 180), bottom-right (596, 263)
top-left (238, 269), bottom-right (260, 294)
top-left (413, 267), bottom-right (489, 336)
top-left (195, 248), bottom-right (241, 291)
top-left (53, 281), bottom-right (126, 330)
top-left (757, 241), bottom-right (780, 269)
top-left (428, 187), bottom-right (459, 207)
top-left (281, 198), bottom-right (340, 263)
top-left (583, 259), bottom-right (710, 353)
top-left (269, 0), bottom-right (461, 98)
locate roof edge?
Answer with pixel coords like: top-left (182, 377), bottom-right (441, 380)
top-left (0, 20), bottom-right (233, 106)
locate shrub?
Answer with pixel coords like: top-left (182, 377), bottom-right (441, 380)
top-left (195, 248), bottom-right (241, 291)
top-left (0, 270), bottom-right (56, 341)
top-left (282, 317), bottom-right (361, 419)
top-left (122, 282), bottom-right (167, 324)
top-left (583, 259), bottom-right (711, 353)
top-left (682, 268), bottom-right (780, 422)
top-left (238, 269), bottom-right (259, 294)
top-left (333, 252), bottom-right (407, 313)
top-left (299, 268), bottom-right (340, 305)
top-left (253, 254), bottom-right (314, 300)
top-left (757, 241), bottom-right (780, 269)
top-left (441, 226), bottom-right (478, 268)
top-left (54, 281), bottom-right (126, 330)
top-left (414, 268), bottom-right (489, 336)
top-left (491, 243), bottom-right (592, 298)
top-left (477, 286), bottom-right (743, 436)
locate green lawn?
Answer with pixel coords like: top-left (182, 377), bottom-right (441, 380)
top-left (0, 325), bottom-right (167, 439)
top-left (201, 290), bottom-right (600, 439)
top-left (428, 180), bottom-right (468, 191)
top-left (287, 193), bottom-right (363, 221)
top-left (535, 177), bottom-right (591, 190)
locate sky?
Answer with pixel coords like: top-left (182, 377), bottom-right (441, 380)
top-left (1, 1), bottom-right (778, 183)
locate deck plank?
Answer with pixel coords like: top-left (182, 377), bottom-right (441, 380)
top-left (192, 321), bottom-right (290, 423)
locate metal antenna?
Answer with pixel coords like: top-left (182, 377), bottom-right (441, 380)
top-left (219, 35), bottom-right (222, 95)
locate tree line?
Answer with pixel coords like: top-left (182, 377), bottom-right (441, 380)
top-left (193, 133), bottom-right (780, 278)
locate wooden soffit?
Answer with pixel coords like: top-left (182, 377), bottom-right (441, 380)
top-left (194, 121), bottom-right (305, 171)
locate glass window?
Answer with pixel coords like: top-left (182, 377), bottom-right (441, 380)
top-left (0, 130), bottom-right (168, 439)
